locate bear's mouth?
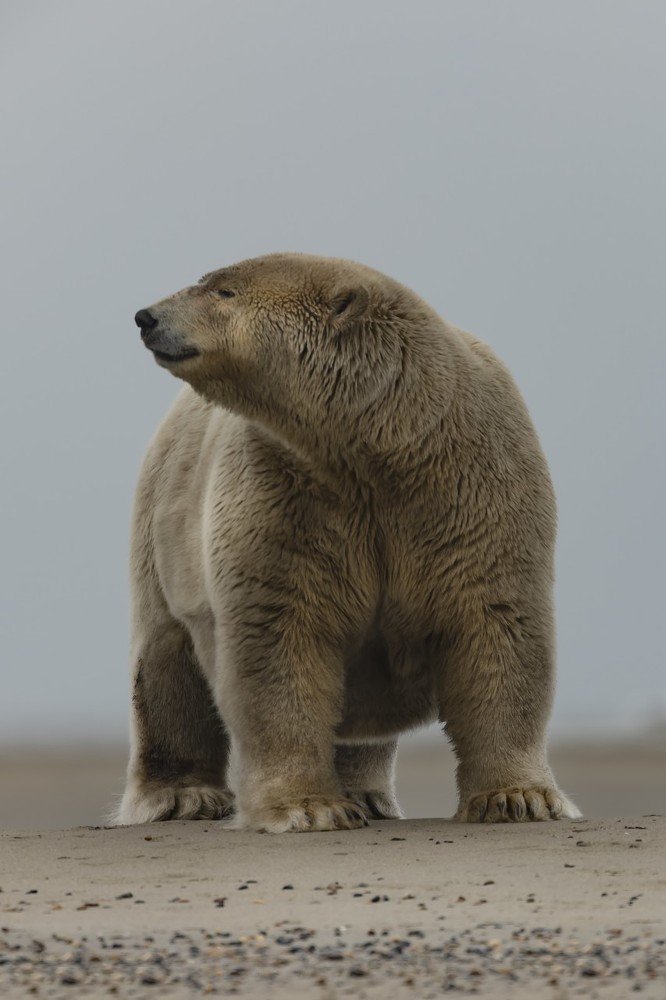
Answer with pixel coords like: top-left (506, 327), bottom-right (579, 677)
top-left (152, 348), bottom-right (201, 365)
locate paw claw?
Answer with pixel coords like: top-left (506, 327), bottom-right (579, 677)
top-left (508, 791), bottom-right (526, 822)
top-left (524, 788), bottom-right (549, 821)
top-left (467, 794), bottom-right (487, 823)
top-left (344, 805), bottom-right (368, 827)
top-left (545, 789), bottom-right (564, 818)
top-left (485, 792), bottom-right (509, 822)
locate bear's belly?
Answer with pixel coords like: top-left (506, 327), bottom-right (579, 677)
top-left (336, 631), bottom-right (439, 742)
top-left (335, 689), bottom-right (439, 743)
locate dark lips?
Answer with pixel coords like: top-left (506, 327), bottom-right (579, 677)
top-left (152, 348), bottom-right (200, 364)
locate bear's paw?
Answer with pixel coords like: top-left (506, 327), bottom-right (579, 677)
top-left (456, 785), bottom-right (582, 823)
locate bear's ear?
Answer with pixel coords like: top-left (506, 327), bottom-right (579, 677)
top-left (328, 286), bottom-right (370, 327)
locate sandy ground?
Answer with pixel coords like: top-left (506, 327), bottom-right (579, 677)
top-left (1, 817), bottom-right (664, 998)
top-left (0, 741), bottom-right (664, 997)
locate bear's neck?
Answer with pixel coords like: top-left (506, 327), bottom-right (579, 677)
top-left (194, 317), bottom-right (469, 494)
top-left (236, 330), bottom-right (466, 494)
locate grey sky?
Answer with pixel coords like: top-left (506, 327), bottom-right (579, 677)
top-left (1, 1), bottom-right (664, 743)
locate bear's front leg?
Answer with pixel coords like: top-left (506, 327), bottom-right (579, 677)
top-left (439, 600), bottom-right (581, 823)
top-left (217, 618), bottom-right (368, 833)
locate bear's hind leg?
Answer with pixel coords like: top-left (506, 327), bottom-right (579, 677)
top-left (335, 741), bottom-right (404, 819)
top-left (115, 616), bottom-right (233, 825)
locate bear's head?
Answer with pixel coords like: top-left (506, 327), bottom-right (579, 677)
top-left (134, 253), bottom-right (447, 460)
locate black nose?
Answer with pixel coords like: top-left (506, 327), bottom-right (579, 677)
top-left (135, 309), bottom-right (158, 335)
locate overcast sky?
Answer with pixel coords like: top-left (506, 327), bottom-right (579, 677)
top-left (1, 1), bottom-right (665, 744)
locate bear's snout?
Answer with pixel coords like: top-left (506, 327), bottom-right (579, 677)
top-left (134, 307), bottom-right (200, 366)
top-left (135, 309), bottom-right (159, 342)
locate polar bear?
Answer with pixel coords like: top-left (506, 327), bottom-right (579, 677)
top-left (116, 253), bottom-right (580, 831)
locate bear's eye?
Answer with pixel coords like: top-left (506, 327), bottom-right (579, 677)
top-left (217, 289), bottom-right (236, 299)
